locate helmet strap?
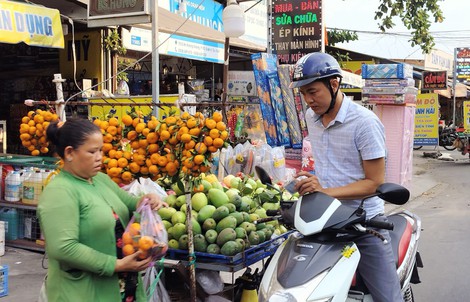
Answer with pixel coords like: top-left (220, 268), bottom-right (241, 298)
top-left (324, 77), bottom-right (342, 115)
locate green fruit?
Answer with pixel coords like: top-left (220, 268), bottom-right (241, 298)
top-left (168, 239), bottom-right (179, 249)
top-left (248, 231), bottom-right (260, 245)
top-left (172, 183), bottom-right (184, 196)
top-left (212, 206), bottom-right (230, 221)
top-left (221, 241), bottom-right (241, 256)
top-left (197, 205), bottom-right (217, 223)
top-left (208, 188), bottom-right (230, 208)
top-left (256, 222), bottom-right (267, 230)
top-left (226, 188), bottom-right (241, 201)
top-left (230, 195), bottom-right (242, 208)
top-left (263, 228), bottom-right (273, 240)
top-left (223, 175), bottom-right (235, 187)
top-left (191, 192), bottom-right (208, 211)
top-left (158, 207), bottom-right (177, 220)
top-left (238, 201), bottom-right (250, 212)
top-left (171, 223), bottom-right (187, 241)
top-left (211, 181), bottom-right (224, 190)
top-left (241, 183), bottom-right (254, 195)
top-left (202, 218), bottom-right (217, 231)
top-left (225, 203), bottom-right (236, 213)
top-left (242, 212), bottom-right (251, 222)
top-left (206, 243), bottom-right (221, 254)
top-left (235, 238), bottom-right (246, 251)
top-left (235, 227), bottom-right (247, 239)
top-left (200, 180), bottom-right (213, 193)
top-left (254, 207), bottom-right (268, 219)
top-left (241, 196), bottom-right (255, 209)
top-left (229, 212), bottom-right (244, 225)
top-left (171, 211), bottom-right (186, 225)
top-left (205, 229), bottom-right (218, 244)
top-left (216, 216), bottom-right (238, 233)
top-left (167, 226), bottom-right (174, 240)
top-left (230, 177), bottom-right (242, 190)
top-left (162, 220), bottom-right (173, 231)
top-left (163, 194), bottom-right (177, 207)
top-left (249, 213), bottom-right (260, 223)
top-left (263, 202), bottom-right (280, 211)
top-left (256, 230), bottom-right (266, 243)
top-left (246, 178), bottom-right (258, 191)
top-left (178, 234), bottom-right (189, 250)
top-left (193, 234), bottom-right (207, 252)
top-left (192, 220), bottom-right (202, 235)
top-left (239, 222), bottom-right (256, 233)
top-left (175, 195), bottom-right (187, 208)
top-left (216, 228), bottom-right (237, 246)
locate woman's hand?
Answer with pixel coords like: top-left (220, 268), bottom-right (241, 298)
top-left (115, 251), bottom-right (152, 273)
top-left (138, 193), bottom-right (168, 210)
top-left (294, 171), bottom-right (324, 196)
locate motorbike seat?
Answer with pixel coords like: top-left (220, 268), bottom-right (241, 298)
top-left (350, 214), bottom-right (412, 291)
top-left (388, 214), bottom-right (413, 268)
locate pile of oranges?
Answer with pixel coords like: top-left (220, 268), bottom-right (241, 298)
top-left (97, 109), bottom-right (228, 184)
top-left (19, 109), bottom-right (59, 156)
top-left (121, 221), bottom-right (168, 260)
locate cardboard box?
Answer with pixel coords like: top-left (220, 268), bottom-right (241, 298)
top-left (362, 63), bottom-right (413, 79)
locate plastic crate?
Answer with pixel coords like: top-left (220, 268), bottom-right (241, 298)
top-left (0, 265), bottom-right (8, 297)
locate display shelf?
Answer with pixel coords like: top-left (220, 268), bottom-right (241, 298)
top-left (0, 200), bottom-right (37, 210)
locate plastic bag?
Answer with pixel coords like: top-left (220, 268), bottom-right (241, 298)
top-left (142, 265), bottom-right (171, 302)
top-left (122, 177), bottom-right (167, 199)
top-left (122, 201), bottom-right (168, 264)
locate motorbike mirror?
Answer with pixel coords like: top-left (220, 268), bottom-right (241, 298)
top-left (255, 166), bottom-right (272, 185)
top-left (376, 183), bottom-right (410, 205)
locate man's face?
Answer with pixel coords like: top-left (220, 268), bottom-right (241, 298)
top-left (299, 79), bottom-right (337, 115)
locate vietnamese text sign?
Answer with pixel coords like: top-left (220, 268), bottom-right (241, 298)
top-left (88, 0), bottom-right (148, 18)
top-left (422, 70), bottom-right (447, 90)
top-left (414, 93), bottom-right (439, 146)
top-left (271, 0), bottom-right (322, 64)
top-left (455, 47), bottom-right (470, 85)
top-left (0, 0), bottom-right (63, 48)
top-left (464, 101), bottom-right (470, 133)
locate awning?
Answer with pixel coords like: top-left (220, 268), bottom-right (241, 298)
top-left (0, 0), bottom-right (64, 48)
top-left (435, 82), bottom-right (469, 98)
top-left (135, 8), bottom-right (266, 52)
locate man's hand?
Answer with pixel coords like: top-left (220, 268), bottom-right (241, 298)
top-left (294, 171), bottom-right (323, 196)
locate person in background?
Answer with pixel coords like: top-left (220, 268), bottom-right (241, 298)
top-left (291, 52), bottom-right (404, 302)
top-left (38, 118), bottom-right (167, 302)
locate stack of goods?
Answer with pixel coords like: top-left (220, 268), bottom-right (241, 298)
top-left (361, 63), bottom-right (417, 105)
top-left (361, 63), bottom-right (416, 189)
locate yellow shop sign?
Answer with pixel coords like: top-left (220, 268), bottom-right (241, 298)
top-left (0, 0), bottom-right (64, 48)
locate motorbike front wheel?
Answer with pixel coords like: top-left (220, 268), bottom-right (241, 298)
top-left (441, 133), bottom-right (458, 151)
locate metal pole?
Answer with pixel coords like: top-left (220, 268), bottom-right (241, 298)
top-left (222, 37), bottom-right (230, 122)
top-left (452, 47), bottom-right (457, 127)
top-left (151, 0), bottom-right (159, 117)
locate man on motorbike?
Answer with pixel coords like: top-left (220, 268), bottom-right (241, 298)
top-left (291, 52), bottom-right (404, 302)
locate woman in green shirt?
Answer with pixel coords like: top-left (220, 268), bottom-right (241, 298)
top-left (38, 118), bottom-right (167, 302)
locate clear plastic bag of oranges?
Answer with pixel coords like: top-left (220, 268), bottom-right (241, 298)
top-left (122, 200), bottom-right (168, 263)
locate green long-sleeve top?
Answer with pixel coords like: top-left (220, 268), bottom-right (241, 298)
top-left (38, 171), bottom-right (144, 302)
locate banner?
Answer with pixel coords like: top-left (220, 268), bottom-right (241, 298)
top-left (0, 0), bottom-right (64, 48)
top-left (414, 94), bottom-right (439, 146)
top-left (464, 101), bottom-right (470, 133)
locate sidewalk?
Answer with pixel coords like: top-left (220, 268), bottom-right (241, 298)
top-left (0, 149), bottom-right (464, 301)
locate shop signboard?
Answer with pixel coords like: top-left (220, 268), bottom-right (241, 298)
top-left (88, 0), bottom-right (150, 27)
top-left (422, 70), bottom-right (447, 90)
top-left (227, 71), bottom-right (256, 96)
top-left (0, 0), bottom-right (64, 48)
top-left (271, 0), bottom-right (323, 64)
top-left (156, 0), bottom-right (224, 63)
top-left (464, 101), bottom-right (470, 133)
top-left (455, 47), bottom-right (470, 85)
top-left (424, 49), bottom-right (453, 73)
top-left (414, 93), bottom-right (439, 146)
top-left (239, 0), bottom-right (268, 48)
top-left (341, 61), bottom-right (375, 93)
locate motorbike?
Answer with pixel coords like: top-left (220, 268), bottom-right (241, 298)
top-left (254, 166), bottom-right (423, 302)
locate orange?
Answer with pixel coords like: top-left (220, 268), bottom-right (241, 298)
top-left (216, 121), bottom-right (226, 131)
top-left (129, 223), bottom-right (141, 236)
top-left (146, 132), bottom-right (158, 144)
top-left (121, 171), bottom-right (133, 183)
top-left (140, 166), bottom-right (149, 175)
top-left (195, 142), bottom-right (207, 155)
top-left (122, 244), bottom-right (135, 256)
top-left (107, 125), bottom-right (118, 136)
top-left (165, 116), bottom-right (177, 125)
top-left (213, 138), bottom-right (224, 148)
top-left (137, 248), bottom-right (149, 260)
top-left (188, 127), bottom-right (201, 136)
top-left (114, 150), bottom-right (123, 159)
top-left (108, 117), bottom-right (119, 127)
top-left (122, 232), bottom-right (133, 245)
top-left (149, 165), bottom-right (159, 175)
top-left (194, 154), bottom-right (205, 165)
top-left (147, 119), bottom-right (159, 130)
top-left (157, 156), bottom-right (168, 167)
top-left (21, 116), bottom-right (30, 124)
top-left (108, 167), bottom-right (122, 178)
top-left (160, 130), bottom-right (171, 141)
top-left (127, 130), bottom-right (138, 141)
top-left (186, 118), bottom-right (197, 129)
top-left (100, 121), bottom-right (109, 130)
top-left (212, 112), bottom-right (223, 123)
top-left (117, 157), bottom-right (128, 168)
top-left (138, 236), bottom-right (154, 251)
top-left (138, 139), bottom-right (149, 148)
top-left (122, 114), bottom-right (133, 126)
top-left (165, 162), bottom-right (177, 176)
top-left (34, 114), bottom-right (44, 124)
top-left (205, 118), bottom-right (216, 129)
top-left (129, 162), bottom-right (141, 174)
top-left (209, 128), bottom-right (220, 139)
top-left (148, 143), bottom-right (159, 154)
top-left (102, 143), bottom-right (113, 154)
top-left (220, 130), bottom-right (228, 140)
top-left (103, 133), bottom-right (113, 143)
top-left (107, 158), bottom-right (118, 168)
top-left (123, 151), bottom-right (132, 160)
top-left (135, 123), bottom-right (146, 133)
top-left (130, 140), bottom-right (140, 150)
top-left (132, 117), bottom-right (141, 128)
top-left (181, 133), bottom-right (192, 143)
top-left (185, 140), bottom-right (196, 150)
top-left (31, 149), bottom-right (40, 156)
top-left (203, 136), bottom-right (213, 146)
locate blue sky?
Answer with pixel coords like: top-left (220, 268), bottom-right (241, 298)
top-left (324, 0), bottom-right (470, 59)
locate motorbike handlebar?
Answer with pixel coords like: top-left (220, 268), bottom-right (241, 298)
top-left (254, 216), bottom-right (281, 224)
top-left (365, 219), bottom-right (394, 230)
top-left (266, 210), bottom-right (281, 216)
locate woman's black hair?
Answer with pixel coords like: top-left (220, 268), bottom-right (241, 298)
top-left (46, 118), bottom-right (100, 158)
